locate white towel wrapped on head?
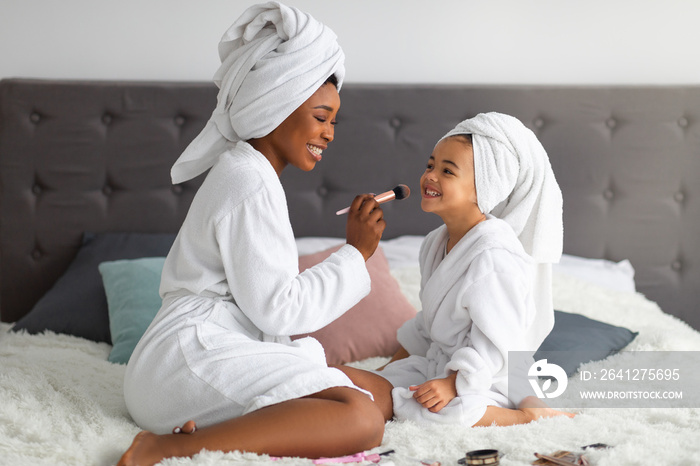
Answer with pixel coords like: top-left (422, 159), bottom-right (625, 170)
top-left (440, 112), bottom-right (563, 264)
top-left (171, 1), bottom-right (345, 183)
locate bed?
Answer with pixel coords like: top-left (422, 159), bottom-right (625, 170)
top-left (1, 79), bottom-right (699, 465)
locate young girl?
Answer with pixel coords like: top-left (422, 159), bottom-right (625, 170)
top-left (119, 3), bottom-right (388, 465)
top-left (367, 112), bottom-right (575, 426)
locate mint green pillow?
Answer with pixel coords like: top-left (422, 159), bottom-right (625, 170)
top-left (98, 257), bottom-right (166, 364)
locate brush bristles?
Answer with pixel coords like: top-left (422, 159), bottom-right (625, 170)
top-left (393, 184), bottom-right (410, 200)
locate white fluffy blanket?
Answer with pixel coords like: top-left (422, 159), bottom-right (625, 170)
top-left (2, 271), bottom-right (700, 466)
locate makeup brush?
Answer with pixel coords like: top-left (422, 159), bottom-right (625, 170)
top-left (335, 184), bottom-right (410, 215)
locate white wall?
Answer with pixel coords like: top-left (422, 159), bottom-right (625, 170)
top-left (1, 0), bottom-right (699, 84)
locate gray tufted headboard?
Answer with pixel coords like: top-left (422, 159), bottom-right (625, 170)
top-left (1, 79), bottom-right (698, 330)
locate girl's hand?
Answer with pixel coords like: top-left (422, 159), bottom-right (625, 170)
top-left (345, 194), bottom-right (386, 261)
top-left (410, 372), bottom-right (458, 413)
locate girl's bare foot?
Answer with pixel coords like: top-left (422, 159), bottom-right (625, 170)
top-left (518, 396), bottom-right (575, 421)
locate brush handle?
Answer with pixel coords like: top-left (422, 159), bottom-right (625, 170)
top-left (335, 190), bottom-right (396, 215)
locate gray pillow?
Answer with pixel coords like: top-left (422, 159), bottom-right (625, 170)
top-left (534, 310), bottom-right (638, 377)
top-left (11, 232), bottom-right (175, 343)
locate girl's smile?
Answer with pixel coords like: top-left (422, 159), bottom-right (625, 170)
top-left (420, 136), bottom-right (473, 216)
top-left (423, 184), bottom-right (442, 198)
top-left (420, 135), bottom-right (486, 247)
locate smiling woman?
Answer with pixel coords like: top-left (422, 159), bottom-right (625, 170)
top-left (249, 75), bottom-right (340, 175)
top-left (118, 4), bottom-right (390, 466)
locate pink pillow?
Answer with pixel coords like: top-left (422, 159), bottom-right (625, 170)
top-left (292, 245), bottom-right (416, 365)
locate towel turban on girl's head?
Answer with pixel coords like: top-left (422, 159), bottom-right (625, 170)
top-left (440, 112), bottom-right (563, 263)
top-left (171, 1), bottom-right (345, 183)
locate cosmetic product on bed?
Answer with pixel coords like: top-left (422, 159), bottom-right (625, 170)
top-left (335, 184), bottom-right (410, 215)
top-left (312, 449), bottom-right (395, 464)
top-left (457, 449), bottom-right (501, 465)
top-left (532, 451), bottom-right (589, 466)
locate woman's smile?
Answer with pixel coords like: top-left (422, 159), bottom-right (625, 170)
top-left (307, 143), bottom-right (324, 162)
top-left (248, 82), bottom-right (339, 175)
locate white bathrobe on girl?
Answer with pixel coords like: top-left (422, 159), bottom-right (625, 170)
top-left (378, 112), bottom-right (563, 426)
top-left (123, 3), bottom-right (368, 434)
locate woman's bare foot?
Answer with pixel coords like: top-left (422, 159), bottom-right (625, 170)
top-left (119, 420), bottom-right (198, 466)
top-left (173, 420), bottom-right (197, 434)
top-left (118, 426), bottom-right (198, 466)
top-left (118, 431), bottom-right (169, 466)
top-left (518, 396), bottom-right (575, 421)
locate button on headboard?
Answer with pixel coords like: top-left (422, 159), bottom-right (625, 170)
top-left (1, 80), bottom-right (699, 330)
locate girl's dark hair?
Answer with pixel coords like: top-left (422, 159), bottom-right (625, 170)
top-left (324, 74), bottom-right (339, 88)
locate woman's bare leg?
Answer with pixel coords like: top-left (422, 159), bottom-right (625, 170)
top-left (333, 365), bottom-right (394, 421)
top-left (117, 386), bottom-right (384, 466)
top-left (473, 396), bottom-right (575, 427)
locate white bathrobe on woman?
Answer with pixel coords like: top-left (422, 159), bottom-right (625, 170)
top-left (123, 3), bottom-right (362, 434)
top-left (124, 142), bottom-right (371, 433)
